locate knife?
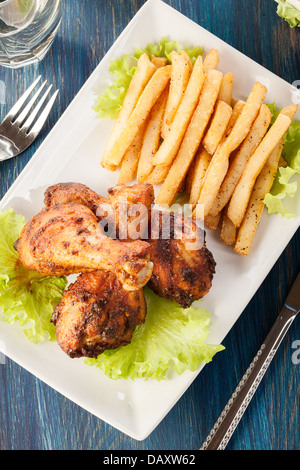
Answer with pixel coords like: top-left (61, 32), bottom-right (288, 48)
top-left (200, 271), bottom-right (300, 450)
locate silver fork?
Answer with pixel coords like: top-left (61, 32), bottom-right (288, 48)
top-left (0, 76), bottom-right (59, 162)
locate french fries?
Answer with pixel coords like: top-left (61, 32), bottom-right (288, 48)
top-left (220, 208), bottom-right (237, 245)
top-left (188, 148), bottom-right (212, 208)
top-left (118, 124), bottom-right (146, 184)
top-left (152, 55), bottom-right (204, 167)
top-left (203, 48), bottom-right (220, 73)
top-left (189, 100), bottom-right (245, 213)
top-left (146, 163), bottom-right (169, 185)
top-left (227, 107), bottom-right (296, 227)
top-left (180, 50), bottom-right (193, 72)
top-left (234, 139), bottom-right (284, 255)
top-left (155, 69), bottom-right (223, 206)
top-left (100, 43), bottom-right (299, 256)
top-left (137, 88), bottom-right (168, 183)
top-left (103, 64), bottom-right (171, 168)
top-left (209, 103), bottom-right (272, 217)
top-left (151, 56), bottom-right (167, 68)
top-left (197, 81), bottom-right (268, 218)
top-left (161, 50), bottom-right (191, 138)
top-left (202, 100), bottom-right (233, 155)
top-left (205, 212), bottom-right (221, 231)
top-left (101, 53), bottom-right (156, 170)
top-left (218, 72), bottom-right (234, 105)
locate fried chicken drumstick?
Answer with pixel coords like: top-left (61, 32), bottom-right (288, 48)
top-left (43, 182), bottom-right (154, 358)
top-left (15, 181), bottom-right (216, 359)
top-left (51, 270), bottom-right (146, 358)
top-left (44, 181), bottom-right (154, 240)
top-left (147, 210), bottom-right (216, 308)
top-left (14, 202), bottom-right (153, 291)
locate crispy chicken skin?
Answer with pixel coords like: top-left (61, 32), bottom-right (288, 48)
top-left (14, 202), bottom-right (153, 291)
top-left (44, 182), bottom-right (109, 213)
top-left (16, 182), bottom-right (216, 358)
top-left (147, 211), bottom-right (216, 308)
top-left (44, 182), bottom-right (155, 241)
top-left (108, 183), bottom-right (154, 240)
top-left (51, 270), bottom-right (146, 358)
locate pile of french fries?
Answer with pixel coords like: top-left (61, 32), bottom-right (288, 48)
top-left (101, 48), bottom-right (298, 256)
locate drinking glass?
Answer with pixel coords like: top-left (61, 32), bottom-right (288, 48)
top-left (0, 0), bottom-right (62, 68)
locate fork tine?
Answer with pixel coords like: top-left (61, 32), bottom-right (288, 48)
top-left (29, 89), bottom-right (59, 136)
top-left (4, 76), bottom-right (42, 121)
top-left (14, 80), bottom-right (48, 126)
top-left (22, 84), bottom-right (53, 131)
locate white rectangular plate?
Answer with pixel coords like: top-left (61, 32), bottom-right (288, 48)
top-left (0, 0), bottom-right (299, 441)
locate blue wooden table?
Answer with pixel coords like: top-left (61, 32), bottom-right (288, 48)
top-left (0, 0), bottom-right (299, 451)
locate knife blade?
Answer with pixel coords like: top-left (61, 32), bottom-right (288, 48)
top-left (200, 271), bottom-right (300, 450)
top-left (284, 272), bottom-right (300, 313)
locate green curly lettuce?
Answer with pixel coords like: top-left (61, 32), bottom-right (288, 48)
top-left (264, 103), bottom-right (300, 218)
top-left (93, 37), bottom-right (203, 120)
top-left (0, 208), bottom-right (67, 343)
top-left (275, 0), bottom-right (300, 27)
top-left (85, 287), bottom-right (224, 381)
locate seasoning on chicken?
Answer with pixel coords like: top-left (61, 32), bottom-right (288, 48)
top-left (44, 181), bottom-right (155, 240)
top-left (14, 202), bottom-right (153, 291)
top-left (51, 270), bottom-right (146, 358)
top-left (107, 183), bottom-right (154, 240)
top-left (44, 181), bottom-right (109, 213)
top-left (147, 210), bottom-right (216, 308)
top-left (40, 182), bottom-right (155, 358)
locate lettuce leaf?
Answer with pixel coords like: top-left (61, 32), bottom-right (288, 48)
top-left (0, 208), bottom-right (67, 343)
top-left (264, 103), bottom-right (300, 217)
top-left (276, 0), bottom-right (300, 27)
top-left (85, 287), bottom-right (224, 381)
top-left (93, 37), bottom-right (203, 120)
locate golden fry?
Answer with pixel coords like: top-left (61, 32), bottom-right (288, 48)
top-left (227, 108), bottom-right (295, 227)
top-left (101, 53), bottom-right (156, 170)
top-left (205, 212), bottom-right (221, 230)
top-left (218, 72), bottom-right (234, 105)
top-left (185, 158), bottom-right (195, 195)
top-left (104, 65), bottom-right (171, 168)
top-left (220, 209), bottom-right (237, 245)
top-left (137, 88), bottom-right (168, 183)
top-left (118, 125), bottom-right (146, 184)
top-left (203, 48), bottom-right (220, 73)
top-left (202, 100), bottom-right (233, 155)
top-left (155, 69), bottom-right (223, 206)
top-left (146, 164), bottom-right (170, 185)
top-left (234, 139), bottom-right (284, 256)
top-left (161, 50), bottom-right (191, 137)
top-left (209, 103), bottom-right (272, 217)
top-left (151, 56), bottom-right (167, 68)
top-left (180, 50), bottom-right (193, 72)
top-left (152, 55), bottom-right (205, 167)
top-left (197, 81), bottom-right (268, 218)
top-left (191, 100), bottom-right (245, 219)
top-left (189, 148), bottom-right (212, 208)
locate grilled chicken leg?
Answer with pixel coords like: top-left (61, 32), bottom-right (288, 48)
top-left (51, 270), bottom-right (146, 358)
top-left (44, 181), bottom-right (154, 241)
top-left (147, 210), bottom-right (216, 307)
top-left (14, 202), bottom-right (153, 290)
top-left (45, 183), bottom-right (154, 358)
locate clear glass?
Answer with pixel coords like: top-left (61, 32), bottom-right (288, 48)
top-left (0, 0), bottom-right (62, 68)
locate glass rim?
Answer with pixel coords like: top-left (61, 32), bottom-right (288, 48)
top-left (0, 0), bottom-right (17, 5)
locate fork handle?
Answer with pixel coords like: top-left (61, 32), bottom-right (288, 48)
top-left (200, 304), bottom-right (298, 450)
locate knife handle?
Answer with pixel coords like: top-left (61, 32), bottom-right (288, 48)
top-left (200, 304), bottom-right (298, 450)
